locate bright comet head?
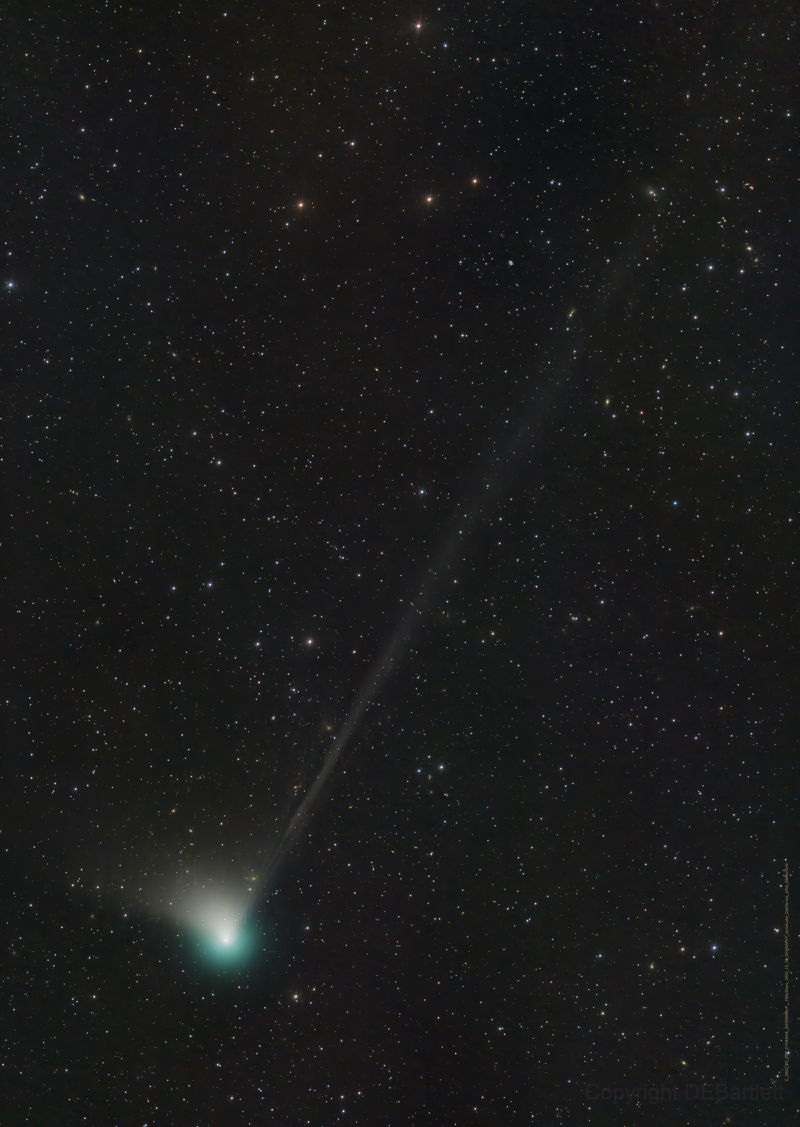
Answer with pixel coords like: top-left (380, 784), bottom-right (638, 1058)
top-left (198, 908), bottom-right (257, 964)
top-left (164, 883), bottom-right (259, 965)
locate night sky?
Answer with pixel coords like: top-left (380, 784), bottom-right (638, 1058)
top-left (4, 1), bottom-right (798, 1123)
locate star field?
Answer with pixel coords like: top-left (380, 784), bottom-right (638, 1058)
top-left (3, 0), bottom-right (797, 1122)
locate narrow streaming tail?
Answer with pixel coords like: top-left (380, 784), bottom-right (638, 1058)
top-left (261, 223), bottom-right (651, 890)
top-left (262, 411), bottom-right (533, 889)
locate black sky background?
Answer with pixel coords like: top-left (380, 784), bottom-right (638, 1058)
top-left (3, 0), bottom-right (798, 1123)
